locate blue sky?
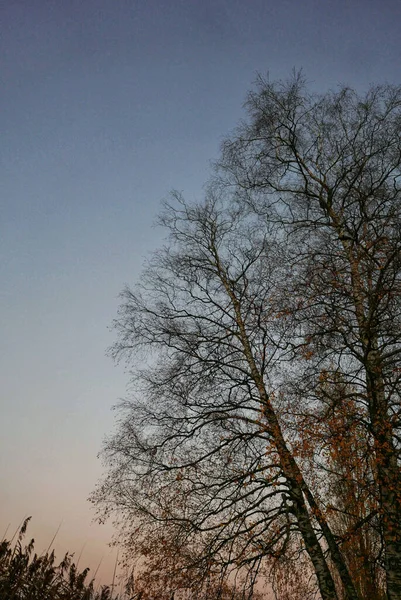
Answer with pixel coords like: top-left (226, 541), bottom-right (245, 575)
top-left (1, 0), bottom-right (400, 585)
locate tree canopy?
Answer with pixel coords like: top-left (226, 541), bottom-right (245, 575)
top-left (92, 74), bottom-right (401, 600)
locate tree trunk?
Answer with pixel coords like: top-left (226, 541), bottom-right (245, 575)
top-left (368, 364), bottom-right (401, 600)
top-left (220, 273), bottom-right (349, 600)
top-left (290, 484), bottom-right (339, 600)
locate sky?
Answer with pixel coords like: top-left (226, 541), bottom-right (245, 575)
top-left (1, 0), bottom-right (400, 588)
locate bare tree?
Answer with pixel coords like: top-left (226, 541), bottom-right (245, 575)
top-left (92, 195), bottom-right (360, 600)
top-left (218, 72), bottom-right (401, 599)
top-left (92, 74), bottom-right (401, 600)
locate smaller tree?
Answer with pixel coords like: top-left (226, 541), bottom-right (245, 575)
top-left (92, 195), bottom-right (359, 600)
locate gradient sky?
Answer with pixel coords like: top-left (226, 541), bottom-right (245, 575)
top-left (1, 0), bottom-right (400, 587)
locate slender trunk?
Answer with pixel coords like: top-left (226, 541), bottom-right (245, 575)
top-left (367, 363), bottom-right (401, 600)
top-left (266, 400), bottom-right (359, 600)
top-left (289, 451), bottom-right (361, 600)
top-left (216, 267), bottom-right (343, 600)
top-left (290, 482), bottom-right (339, 600)
top-left (256, 388), bottom-right (340, 600)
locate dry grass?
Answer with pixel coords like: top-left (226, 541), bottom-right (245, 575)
top-left (0, 518), bottom-right (123, 600)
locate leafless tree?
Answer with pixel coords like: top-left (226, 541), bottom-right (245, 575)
top-left (92, 195), bottom-right (357, 600)
top-left (92, 74), bottom-right (401, 600)
top-left (218, 72), bottom-right (401, 599)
